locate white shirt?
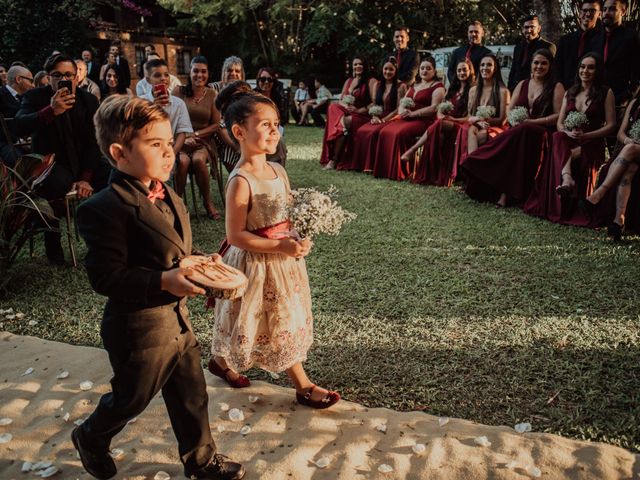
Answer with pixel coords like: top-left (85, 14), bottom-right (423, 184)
top-left (141, 92), bottom-right (193, 135)
top-left (5, 84), bottom-right (19, 102)
top-left (136, 76), bottom-right (182, 97)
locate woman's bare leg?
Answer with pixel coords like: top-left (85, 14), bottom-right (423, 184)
top-left (174, 152), bottom-right (190, 197)
top-left (614, 162), bottom-right (639, 226)
top-left (286, 362), bottom-right (333, 401)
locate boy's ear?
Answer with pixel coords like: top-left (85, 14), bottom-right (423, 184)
top-left (109, 143), bottom-right (126, 164)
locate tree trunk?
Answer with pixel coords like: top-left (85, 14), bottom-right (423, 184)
top-left (533, 0), bottom-right (564, 43)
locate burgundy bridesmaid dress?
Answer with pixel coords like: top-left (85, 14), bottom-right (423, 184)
top-left (372, 82), bottom-right (444, 180)
top-left (347, 84), bottom-right (396, 172)
top-left (524, 96), bottom-right (607, 226)
top-left (413, 94), bottom-right (466, 186)
top-left (320, 77), bottom-right (371, 166)
top-left (462, 80), bottom-right (550, 204)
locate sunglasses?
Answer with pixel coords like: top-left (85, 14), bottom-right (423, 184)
top-left (258, 76), bottom-right (273, 83)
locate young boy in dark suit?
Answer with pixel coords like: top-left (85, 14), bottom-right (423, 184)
top-left (73, 95), bottom-right (244, 480)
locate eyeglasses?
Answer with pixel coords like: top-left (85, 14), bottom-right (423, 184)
top-left (258, 76), bottom-right (273, 83)
top-left (49, 72), bottom-right (76, 81)
top-left (18, 76), bottom-right (34, 83)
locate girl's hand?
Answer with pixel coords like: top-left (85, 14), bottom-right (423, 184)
top-left (476, 120), bottom-right (489, 129)
top-left (279, 237), bottom-right (312, 258)
top-left (437, 111), bottom-right (448, 120)
top-left (468, 116), bottom-right (479, 124)
top-left (400, 110), bottom-right (412, 119)
top-left (370, 116), bottom-right (382, 124)
top-left (345, 105), bottom-right (356, 112)
top-left (566, 128), bottom-right (583, 139)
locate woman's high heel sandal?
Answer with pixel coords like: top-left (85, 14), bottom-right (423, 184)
top-left (607, 222), bottom-right (623, 242)
top-left (207, 358), bottom-right (250, 388)
top-left (296, 384), bottom-right (340, 409)
top-left (556, 173), bottom-right (576, 198)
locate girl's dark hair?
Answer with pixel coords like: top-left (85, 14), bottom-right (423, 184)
top-left (254, 66), bottom-right (285, 118)
top-left (529, 48), bottom-right (557, 117)
top-left (182, 55), bottom-right (209, 98)
top-left (567, 51), bottom-right (608, 105)
top-left (446, 57), bottom-right (476, 114)
top-left (470, 54), bottom-right (506, 116)
top-left (100, 64), bottom-right (128, 97)
top-left (352, 55), bottom-right (370, 91)
top-left (419, 55), bottom-right (440, 82)
top-left (216, 80), bottom-right (278, 139)
top-left (375, 58), bottom-right (399, 110)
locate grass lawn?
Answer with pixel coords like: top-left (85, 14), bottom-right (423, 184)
top-left (1, 125), bottom-right (639, 452)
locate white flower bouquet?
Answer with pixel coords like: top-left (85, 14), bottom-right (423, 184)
top-left (438, 101), bottom-right (454, 115)
top-left (368, 105), bottom-right (383, 117)
top-left (628, 119), bottom-right (640, 141)
top-left (341, 94), bottom-right (356, 106)
top-left (508, 106), bottom-right (529, 126)
top-left (475, 105), bottom-right (496, 119)
top-left (399, 97), bottom-right (415, 109)
top-left (287, 186), bottom-right (357, 240)
top-left (564, 111), bottom-right (589, 131)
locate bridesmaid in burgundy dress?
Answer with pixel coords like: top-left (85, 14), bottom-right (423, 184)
top-left (372, 56), bottom-right (445, 180)
top-left (410, 58), bottom-right (475, 186)
top-left (462, 49), bottom-right (565, 206)
top-left (524, 52), bottom-right (616, 226)
top-left (320, 56), bottom-right (375, 169)
top-left (584, 91), bottom-right (640, 240)
top-left (347, 58), bottom-right (406, 172)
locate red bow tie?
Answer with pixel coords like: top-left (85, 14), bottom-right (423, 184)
top-left (147, 181), bottom-right (165, 203)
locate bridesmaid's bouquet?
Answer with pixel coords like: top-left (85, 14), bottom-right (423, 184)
top-left (438, 101), bottom-right (454, 115)
top-left (564, 111), bottom-right (588, 131)
top-left (475, 105), bottom-right (496, 120)
top-left (341, 94), bottom-right (356, 106)
top-left (628, 120), bottom-right (640, 141)
top-left (399, 97), bottom-right (415, 110)
top-left (287, 186), bottom-right (357, 240)
top-left (507, 106), bottom-right (529, 126)
top-left (368, 105), bottom-right (383, 117)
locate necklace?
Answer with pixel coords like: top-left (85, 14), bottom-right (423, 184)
top-left (191, 88), bottom-right (208, 104)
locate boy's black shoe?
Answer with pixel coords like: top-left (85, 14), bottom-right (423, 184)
top-left (71, 427), bottom-right (117, 479)
top-left (186, 454), bottom-right (246, 480)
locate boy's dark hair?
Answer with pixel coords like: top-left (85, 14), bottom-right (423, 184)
top-left (522, 14), bottom-right (540, 23)
top-left (216, 81), bottom-right (278, 139)
top-left (44, 53), bottom-right (77, 73)
top-left (94, 95), bottom-right (169, 166)
top-left (144, 58), bottom-right (168, 76)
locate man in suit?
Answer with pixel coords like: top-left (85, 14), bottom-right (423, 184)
top-left (0, 65), bottom-right (34, 166)
top-left (594, 0), bottom-right (640, 105)
top-left (82, 50), bottom-right (101, 85)
top-left (109, 40), bottom-right (131, 89)
top-left (555, 1), bottom-right (602, 90)
top-left (447, 21), bottom-right (492, 84)
top-left (75, 59), bottom-right (100, 101)
top-left (13, 54), bottom-right (108, 264)
top-left (387, 27), bottom-right (420, 85)
top-left (508, 15), bottom-right (557, 91)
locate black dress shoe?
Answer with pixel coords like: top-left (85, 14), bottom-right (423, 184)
top-left (186, 454), bottom-right (245, 480)
top-left (71, 427), bottom-right (117, 480)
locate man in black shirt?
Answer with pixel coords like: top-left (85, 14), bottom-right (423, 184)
top-left (387, 27), bottom-right (420, 85)
top-left (555, 1), bottom-right (602, 90)
top-left (447, 21), bottom-right (492, 84)
top-left (508, 15), bottom-right (556, 91)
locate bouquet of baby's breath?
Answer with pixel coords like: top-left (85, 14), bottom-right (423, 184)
top-left (341, 94), bottom-right (355, 106)
top-left (564, 111), bottom-right (589, 131)
top-left (628, 119), bottom-right (640, 141)
top-left (475, 105), bottom-right (496, 119)
top-left (438, 101), bottom-right (454, 115)
top-left (368, 105), bottom-right (383, 117)
top-left (399, 97), bottom-right (415, 109)
top-left (508, 106), bottom-right (529, 126)
top-left (287, 186), bottom-right (357, 240)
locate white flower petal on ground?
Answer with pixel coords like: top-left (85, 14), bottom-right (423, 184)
top-left (412, 443), bottom-right (426, 454)
top-left (526, 466), bottom-right (542, 478)
top-left (154, 472), bottom-right (171, 480)
top-left (22, 461), bottom-right (33, 472)
top-left (5, 314), bottom-right (16, 320)
top-left (15, 312), bottom-right (25, 319)
top-left (269, 372), bottom-right (280, 380)
top-left (127, 417), bottom-right (138, 424)
top-left (28, 320), bottom-right (38, 326)
top-left (0, 417), bottom-right (12, 426)
top-left (62, 412), bottom-right (70, 422)
top-left (109, 448), bottom-right (125, 460)
top-left (312, 457), bottom-right (330, 469)
top-left (474, 436), bottom-right (491, 447)
top-left (240, 425), bottom-right (251, 436)
top-left (375, 424), bottom-right (387, 433)
top-left (216, 425), bottom-right (225, 433)
top-left (506, 460), bottom-right (519, 470)
top-left (22, 367), bottom-right (34, 376)
top-left (73, 418), bottom-right (85, 426)
top-left (31, 461), bottom-right (53, 471)
top-left (515, 422), bottom-right (532, 433)
top-left (438, 416), bottom-right (450, 427)
top-left (56, 371), bottom-right (69, 379)
top-left (38, 465), bottom-right (59, 478)
top-left (219, 403), bottom-right (230, 412)
top-left (0, 433), bottom-right (12, 443)
top-left (248, 395), bottom-right (259, 404)
top-left (79, 380), bottom-right (93, 391)
top-left (228, 408), bottom-right (244, 422)
top-left (378, 464), bottom-right (394, 473)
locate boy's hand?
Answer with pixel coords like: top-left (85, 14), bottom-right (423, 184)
top-left (153, 92), bottom-right (170, 107)
top-left (161, 268), bottom-right (205, 297)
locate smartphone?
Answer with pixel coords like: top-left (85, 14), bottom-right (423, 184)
top-left (58, 80), bottom-right (72, 94)
top-left (152, 83), bottom-right (167, 97)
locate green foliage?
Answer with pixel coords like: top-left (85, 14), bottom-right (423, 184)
top-left (0, 0), bottom-right (96, 72)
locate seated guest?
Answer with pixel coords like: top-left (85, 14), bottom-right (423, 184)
top-left (555, 1), bottom-right (602, 90)
top-left (13, 54), bottom-right (108, 264)
top-left (100, 64), bottom-right (132, 100)
top-left (320, 56), bottom-right (375, 169)
top-left (291, 79), bottom-right (310, 124)
top-left (410, 58), bottom-right (476, 186)
top-left (135, 54), bottom-right (182, 97)
top-left (463, 49), bottom-right (564, 207)
top-left (372, 56), bottom-right (445, 180)
top-left (299, 77), bottom-right (331, 127)
top-left (524, 52), bottom-right (616, 225)
top-left (0, 65), bottom-right (35, 166)
top-left (140, 58), bottom-right (193, 160)
top-left (447, 21), bottom-right (491, 85)
top-left (253, 66), bottom-right (289, 164)
top-left (387, 27), bottom-right (420, 85)
top-left (507, 15), bottom-right (556, 92)
top-left (33, 71), bottom-right (49, 87)
top-left (0, 64), bottom-right (8, 87)
top-left (172, 56), bottom-right (222, 220)
top-left (209, 56), bottom-right (244, 92)
top-left (346, 58), bottom-right (406, 172)
top-left (75, 59), bottom-right (100, 101)
top-left (584, 89), bottom-right (640, 239)
top-left (459, 54), bottom-right (510, 161)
